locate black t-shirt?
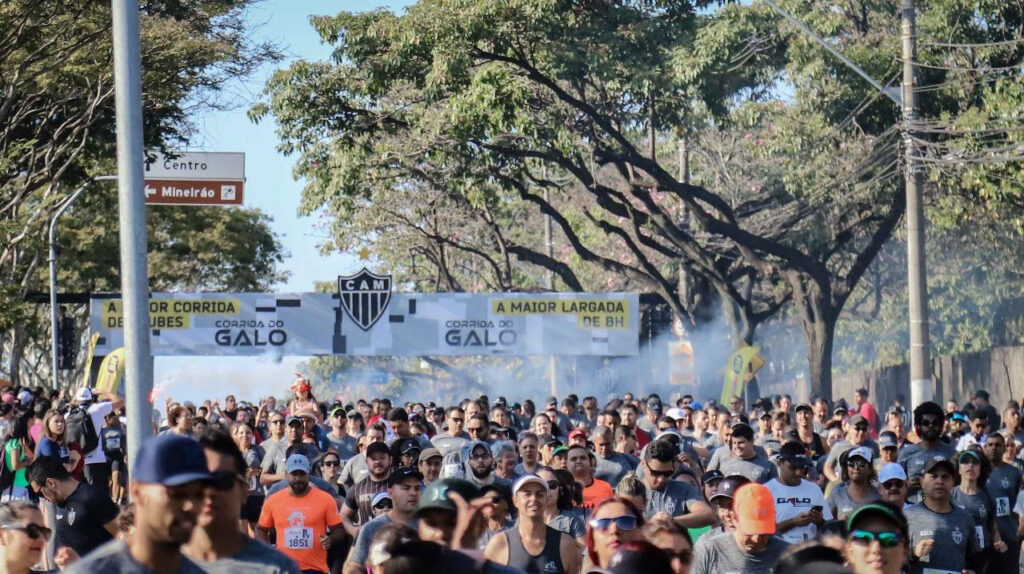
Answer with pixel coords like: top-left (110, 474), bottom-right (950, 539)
top-left (55, 481), bottom-right (119, 556)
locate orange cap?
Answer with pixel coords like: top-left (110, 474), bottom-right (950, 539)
top-left (734, 483), bottom-right (776, 535)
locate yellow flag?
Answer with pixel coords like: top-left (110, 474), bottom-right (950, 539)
top-left (80, 333), bottom-right (100, 389)
top-left (95, 347), bottom-right (126, 394)
top-left (721, 346), bottom-right (764, 405)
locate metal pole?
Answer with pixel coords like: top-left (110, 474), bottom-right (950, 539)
top-left (543, 164), bottom-right (557, 398)
top-left (902, 0), bottom-right (932, 408)
top-left (112, 0), bottom-right (154, 464)
top-left (48, 176), bottom-right (117, 390)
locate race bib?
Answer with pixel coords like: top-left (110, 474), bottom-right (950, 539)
top-left (105, 437), bottom-right (121, 450)
top-left (975, 525), bottom-right (985, 548)
top-left (996, 496), bottom-right (1011, 517)
top-left (284, 526), bottom-right (313, 549)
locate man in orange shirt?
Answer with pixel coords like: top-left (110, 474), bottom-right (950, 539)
top-left (257, 453), bottom-right (344, 574)
top-left (565, 445), bottom-right (612, 514)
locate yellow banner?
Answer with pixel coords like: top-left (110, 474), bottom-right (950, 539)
top-left (491, 299), bottom-right (630, 329)
top-left (100, 298), bottom-right (241, 330)
top-left (721, 346), bottom-right (765, 404)
top-left (95, 347), bottom-right (126, 394)
top-left (80, 333), bottom-right (100, 388)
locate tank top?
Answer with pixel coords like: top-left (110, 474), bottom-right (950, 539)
top-left (504, 525), bottom-right (565, 574)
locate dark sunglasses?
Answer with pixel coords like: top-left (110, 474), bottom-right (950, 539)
top-left (918, 419), bottom-right (943, 428)
top-left (1, 523), bottom-right (52, 541)
top-left (846, 459), bottom-right (870, 469)
top-left (322, 460), bottom-right (340, 467)
top-left (374, 501), bottom-right (393, 510)
top-left (881, 480), bottom-right (905, 490)
top-left (589, 515), bottom-right (638, 531)
top-left (546, 480), bottom-right (560, 490)
top-left (468, 427), bottom-right (485, 433)
top-left (210, 470), bottom-right (246, 491)
top-left (850, 530), bottom-right (903, 548)
top-left (648, 468), bottom-right (674, 478)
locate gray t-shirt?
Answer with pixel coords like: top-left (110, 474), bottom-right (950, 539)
top-left (646, 480), bottom-right (702, 519)
top-left (904, 503), bottom-right (978, 574)
top-left (326, 434), bottom-right (359, 461)
top-left (691, 531), bottom-right (790, 574)
top-left (986, 464), bottom-right (1022, 543)
top-left (348, 513), bottom-right (415, 566)
top-left (548, 513), bottom-right (585, 539)
top-left (952, 487), bottom-right (996, 549)
top-left (432, 432), bottom-right (470, 457)
top-left (193, 538), bottom-right (300, 574)
top-left (824, 439), bottom-right (880, 478)
top-left (715, 454), bottom-right (778, 484)
top-left (66, 540), bottom-right (206, 574)
top-left (339, 453), bottom-right (369, 487)
top-left (825, 483), bottom-right (881, 520)
top-left (898, 442), bottom-right (958, 502)
top-left (595, 452), bottom-right (638, 487)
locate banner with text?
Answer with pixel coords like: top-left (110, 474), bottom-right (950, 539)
top-left (90, 292), bottom-right (639, 357)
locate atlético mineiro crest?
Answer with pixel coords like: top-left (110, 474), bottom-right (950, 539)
top-left (338, 268), bottom-right (392, 331)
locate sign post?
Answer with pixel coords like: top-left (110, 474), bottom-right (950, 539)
top-left (144, 151), bottom-right (245, 206)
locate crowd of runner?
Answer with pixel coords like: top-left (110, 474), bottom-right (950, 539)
top-left (1, 375), bottom-right (1022, 574)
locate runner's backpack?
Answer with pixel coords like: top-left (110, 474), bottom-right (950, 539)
top-left (65, 405), bottom-right (99, 454)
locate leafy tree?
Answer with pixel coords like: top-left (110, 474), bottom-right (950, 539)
top-left (0, 0), bottom-right (281, 386)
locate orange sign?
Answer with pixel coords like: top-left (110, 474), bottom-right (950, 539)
top-left (144, 179), bottom-right (244, 206)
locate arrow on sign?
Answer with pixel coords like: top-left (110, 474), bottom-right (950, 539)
top-left (145, 185), bottom-right (156, 197)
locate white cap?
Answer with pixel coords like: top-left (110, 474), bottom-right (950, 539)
top-left (878, 462), bottom-right (907, 483)
top-left (16, 390), bottom-right (31, 405)
top-left (666, 408), bottom-right (687, 421)
top-left (848, 446), bottom-right (873, 462)
top-left (74, 387), bottom-right (93, 403)
top-left (512, 474), bottom-right (549, 495)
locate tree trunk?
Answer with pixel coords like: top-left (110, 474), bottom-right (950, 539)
top-left (8, 324), bottom-right (26, 387)
top-left (804, 315), bottom-right (836, 402)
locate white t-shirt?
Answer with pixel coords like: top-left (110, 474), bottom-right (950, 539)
top-left (765, 478), bottom-right (832, 544)
top-left (83, 401), bottom-right (114, 464)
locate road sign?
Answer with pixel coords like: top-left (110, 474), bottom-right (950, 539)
top-left (144, 180), bottom-right (244, 206)
top-left (144, 151), bottom-right (245, 206)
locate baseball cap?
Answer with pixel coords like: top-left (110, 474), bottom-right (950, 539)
top-left (366, 442), bottom-right (391, 458)
top-left (387, 466), bottom-right (424, 487)
top-left (922, 455), bottom-right (955, 475)
top-left (958, 449), bottom-right (983, 464)
top-left (568, 428), bottom-right (588, 440)
top-left (285, 415), bottom-right (303, 427)
top-left (552, 445), bottom-right (568, 457)
top-left (846, 502), bottom-right (908, 535)
top-left (847, 446), bottom-right (873, 462)
top-left (646, 397), bottom-right (663, 411)
top-left (878, 463), bottom-right (907, 483)
top-left (542, 435), bottom-right (562, 448)
top-left (286, 453), bottom-right (311, 474)
top-left (690, 401), bottom-right (703, 410)
top-left (371, 491), bottom-right (392, 508)
top-left (330, 407), bottom-right (346, 419)
top-left (400, 439), bottom-right (422, 455)
top-left (420, 448), bottom-right (442, 461)
top-left (468, 440), bottom-right (490, 455)
top-left (778, 441), bottom-right (811, 466)
top-left (133, 434), bottom-right (213, 486)
top-left (710, 475), bottom-right (751, 502)
top-left (16, 390), bottom-right (31, 405)
top-left (976, 389), bottom-right (990, 400)
top-left (666, 407), bottom-right (686, 420)
top-left (795, 403), bottom-right (813, 414)
top-left (513, 474), bottom-right (549, 495)
top-left (74, 387), bottom-right (93, 402)
top-left (415, 478), bottom-right (481, 516)
top-left (833, 404), bottom-right (848, 415)
top-left (734, 483), bottom-right (776, 534)
top-left (848, 414), bottom-right (867, 426)
top-left (878, 432), bottom-right (898, 448)
top-left (701, 470), bottom-right (725, 485)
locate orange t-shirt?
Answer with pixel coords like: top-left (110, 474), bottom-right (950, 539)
top-left (258, 486), bottom-right (342, 573)
top-left (582, 478), bottom-right (614, 511)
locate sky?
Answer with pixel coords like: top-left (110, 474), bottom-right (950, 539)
top-left (153, 0), bottom-right (409, 405)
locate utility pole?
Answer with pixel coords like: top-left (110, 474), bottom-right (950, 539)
top-left (112, 0), bottom-right (154, 465)
top-left (902, 0), bottom-right (932, 408)
top-left (48, 176), bottom-right (117, 389)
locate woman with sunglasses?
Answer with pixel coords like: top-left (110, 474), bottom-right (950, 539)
top-left (584, 496), bottom-right (645, 570)
top-left (952, 448), bottom-right (1004, 566)
top-left (232, 422), bottom-right (264, 536)
top-left (0, 500), bottom-right (54, 574)
top-left (537, 468), bottom-right (586, 544)
top-left (319, 451), bottom-right (343, 491)
top-left (844, 502), bottom-right (909, 574)
top-left (827, 447), bottom-right (881, 521)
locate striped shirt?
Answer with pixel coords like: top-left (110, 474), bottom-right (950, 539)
top-left (344, 476), bottom-right (387, 524)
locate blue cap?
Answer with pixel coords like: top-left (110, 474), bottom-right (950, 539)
top-left (286, 453), bottom-right (311, 474)
top-left (133, 434), bottom-right (212, 486)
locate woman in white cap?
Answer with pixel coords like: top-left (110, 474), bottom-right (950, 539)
top-left (826, 447), bottom-right (881, 521)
